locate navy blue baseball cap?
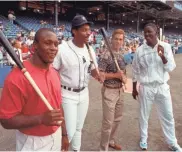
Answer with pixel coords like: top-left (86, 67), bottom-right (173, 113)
top-left (72, 15), bottom-right (93, 27)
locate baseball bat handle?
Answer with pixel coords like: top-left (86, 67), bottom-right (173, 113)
top-left (114, 58), bottom-right (127, 88)
top-left (22, 69), bottom-right (53, 110)
top-left (114, 58), bottom-right (121, 71)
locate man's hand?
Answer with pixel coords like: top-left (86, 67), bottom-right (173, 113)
top-left (132, 90), bottom-right (138, 100)
top-left (98, 72), bottom-right (105, 83)
top-left (91, 69), bottom-right (99, 79)
top-left (62, 135), bottom-right (69, 151)
top-left (41, 109), bottom-right (64, 126)
top-left (157, 45), bottom-right (164, 57)
top-left (121, 74), bottom-right (127, 84)
top-left (114, 70), bottom-right (124, 79)
top-left (91, 69), bottom-right (104, 83)
top-left (157, 44), bottom-right (168, 64)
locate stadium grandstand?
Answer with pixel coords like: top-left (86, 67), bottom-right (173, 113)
top-left (0, 0), bottom-right (182, 86)
top-left (0, 1), bottom-right (182, 37)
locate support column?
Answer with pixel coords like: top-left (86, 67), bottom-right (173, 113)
top-left (105, 3), bottom-right (109, 31)
top-left (55, 1), bottom-right (58, 26)
top-left (136, 12), bottom-right (140, 33)
top-left (44, 1), bottom-right (46, 13)
top-left (162, 19), bottom-right (165, 34)
top-left (26, 1), bottom-right (28, 10)
top-left (59, 1), bottom-right (62, 16)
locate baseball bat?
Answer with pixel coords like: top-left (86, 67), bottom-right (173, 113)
top-left (99, 27), bottom-right (127, 89)
top-left (159, 28), bottom-right (162, 42)
top-left (159, 28), bottom-right (162, 55)
top-left (86, 44), bottom-right (100, 75)
top-left (0, 31), bottom-right (62, 124)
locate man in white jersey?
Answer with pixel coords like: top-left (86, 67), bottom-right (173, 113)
top-left (132, 23), bottom-right (182, 152)
top-left (53, 15), bottom-right (100, 151)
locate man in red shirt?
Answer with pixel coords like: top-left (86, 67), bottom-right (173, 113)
top-left (0, 28), bottom-right (69, 151)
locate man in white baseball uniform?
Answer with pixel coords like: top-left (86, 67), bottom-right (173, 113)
top-left (132, 23), bottom-right (182, 152)
top-left (53, 15), bottom-right (100, 151)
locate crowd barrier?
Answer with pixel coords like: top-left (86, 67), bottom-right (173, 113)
top-left (176, 47), bottom-right (182, 54)
top-left (0, 65), bottom-right (12, 88)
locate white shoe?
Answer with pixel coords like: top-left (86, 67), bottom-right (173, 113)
top-left (139, 141), bottom-right (148, 150)
top-left (169, 144), bottom-right (182, 152)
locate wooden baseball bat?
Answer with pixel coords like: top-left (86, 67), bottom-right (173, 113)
top-left (159, 28), bottom-right (163, 42)
top-left (85, 44), bottom-right (100, 75)
top-left (0, 30), bottom-right (62, 123)
top-left (159, 28), bottom-right (162, 55)
top-left (100, 27), bottom-right (127, 89)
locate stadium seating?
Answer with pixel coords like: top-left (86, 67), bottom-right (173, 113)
top-left (0, 15), bottom-right (25, 38)
top-left (16, 16), bottom-right (54, 31)
top-left (16, 16), bottom-right (74, 38)
top-left (0, 14), bottom-right (181, 54)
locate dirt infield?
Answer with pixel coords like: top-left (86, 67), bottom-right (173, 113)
top-left (0, 54), bottom-right (182, 151)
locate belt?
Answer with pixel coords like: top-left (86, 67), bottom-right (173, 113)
top-left (61, 85), bottom-right (85, 92)
top-left (141, 82), bottom-right (164, 88)
top-left (104, 84), bottom-right (122, 89)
